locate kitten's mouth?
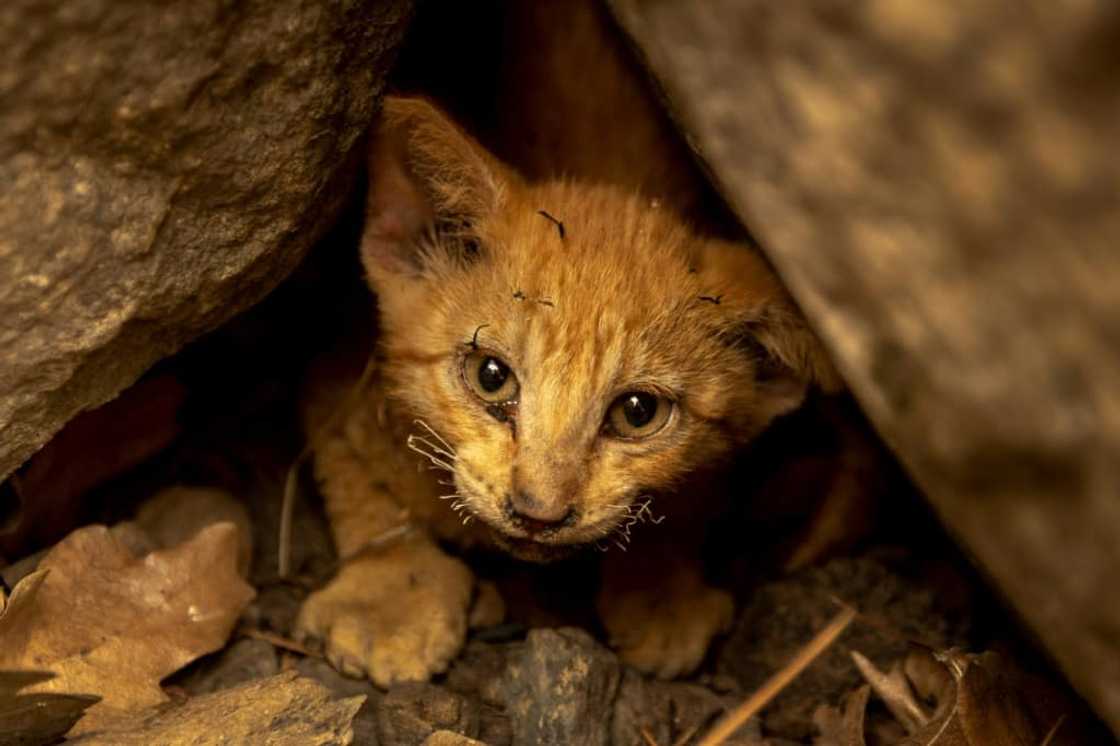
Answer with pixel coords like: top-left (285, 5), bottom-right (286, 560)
top-left (490, 532), bottom-right (584, 563)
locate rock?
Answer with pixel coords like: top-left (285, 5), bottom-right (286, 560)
top-left (609, 0), bottom-right (1120, 732)
top-left (71, 671), bottom-right (364, 745)
top-left (502, 627), bottom-right (621, 746)
top-left (0, 0), bottom-right (413, 482)
top-left (612, 669), bottom-right (750, 746)
top-left (378, 682), bottom-right (480, 746)
top-left (173, 638), bottom-right (279, 696)
top-left (444, 640), bottom-right (517, 708)
top-left (294, 657), bottom-right (382, 746)
top-left (422, 732), bottom-right (488, 746)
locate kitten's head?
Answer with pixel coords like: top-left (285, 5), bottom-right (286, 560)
top-left (361, 97), bottom-right (839, 560)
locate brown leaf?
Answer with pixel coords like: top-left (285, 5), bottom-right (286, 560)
top-left (0, 522), bottom-right (254, 733)
top-left (850, 651), bottom-right (929, 733)
top-left (68, 671), bottom-right (364, 745)
top-left (896, 650), bottom-right (1067, 746)
top-left (812, 684), bottom-right (870, 746)
top-left (0, 670), bottom-right (99, 746)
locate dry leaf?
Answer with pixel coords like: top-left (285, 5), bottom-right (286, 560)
top-left (850, 651), bottom-right (929, 733)
top-left (123, 486), bottom-right (253, 577)
top-left (812, 684), bottom-right (869, 746)
top-left (902, 650), bottom-right (1043, 746)
top-left (0, 670), bottom-right (98, 746)
top-left (68, 671), bottom-right (364, 745)
top-left (847, 648), bottom-right (1085, 746)
top-left (0, 522), bottom-right (254, 733)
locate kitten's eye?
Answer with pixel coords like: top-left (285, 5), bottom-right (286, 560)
top-left (606, 391), bottom-right (672, 439)
top-left (464, 351), bottom-right (519, 403)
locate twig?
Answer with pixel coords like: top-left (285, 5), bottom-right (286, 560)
top-left (241, 627), bottom-right (320, 658)
top-left (671, 724), bottom-right (700, 746)
top-left (696, 606), bottom-right (857, 746)
top-left (639, 726), bottom-right (661, 746)
top-left (1040, 714), bottom-right (1067, 746)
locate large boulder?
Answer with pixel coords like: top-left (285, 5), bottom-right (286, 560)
top-left (0, 0), bottom-right (413, 481)
top-left (609, 0), bottom-right (1120, 733)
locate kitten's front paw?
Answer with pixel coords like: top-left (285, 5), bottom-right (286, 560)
top-left (600, 582), bottom-right (733, 679)
top-left (296, 541), bottom-right (474, 687)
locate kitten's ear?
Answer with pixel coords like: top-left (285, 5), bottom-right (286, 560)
top-left (701, 242), bottom-right (843, 420)
top-left (361, 96), bottom-right (510, 279)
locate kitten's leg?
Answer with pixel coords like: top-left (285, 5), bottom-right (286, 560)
top-left (295, 430), bottom-right (474, 687)
top-left (597, 533), bottom-right (733, 679)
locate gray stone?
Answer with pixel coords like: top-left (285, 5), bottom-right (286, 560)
top-left (378, 682), bottom-right (480, 746)
top-left (612, 669), bottom-right (753, 746)
top-left (0, 0), bottom-right (413, 481)
top-left (502, 627), bottom-right (621, 746)
top-left (611, 0), bottom-right (1120, 732)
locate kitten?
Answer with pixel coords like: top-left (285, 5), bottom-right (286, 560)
top-left (296, 0), bottom-right (840, 686)
top-left (294, 96), bottom-right (838, 685)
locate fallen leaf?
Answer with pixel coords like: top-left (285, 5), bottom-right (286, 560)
top-left (0, 670), bottom-right (98, 746)
top-left (812, 685), bottom-right (869, 746)
top-left (848, 648), bottom-right (1090, 746)
top-left (0, 522), bottom-right (254, 733)
top-left (850, 651), bottom-right (928, 733)
top-left (917, 650), bottom-right (1038, 746)
top-left (68, 671), bottom-right (364, 745)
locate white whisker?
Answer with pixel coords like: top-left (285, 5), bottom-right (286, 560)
top-left (409, 435), bottom-right (457, 462)
top-left (406, 435), bottom-right (455, 472)
top-left (413, 419), bottom-right (456, 455)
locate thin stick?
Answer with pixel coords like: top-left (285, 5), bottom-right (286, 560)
top-left (1039, 714), bottom-right (1067, 746)
top-left (696, 606), bottom-right (857, 746)
top-left (241, 627), bottom-right (320, 658)
top-left (671, 724), bottom-right (700, 746)
top-left (639, 726), bottom-right (661, 746)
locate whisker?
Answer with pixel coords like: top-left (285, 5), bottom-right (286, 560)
top-left (413, 419), bottom-right (456, 455)
top-left (409, 435), bottom-right (457, 462)
top-left (406, 435), bottom-right (456, 472)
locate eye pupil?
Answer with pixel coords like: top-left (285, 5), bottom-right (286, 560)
top-left (478, 357), bottom-right (509, 393)
top-left (622, 392), bottom-right (657, 428)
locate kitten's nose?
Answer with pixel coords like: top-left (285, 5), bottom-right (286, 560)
top-left (506, 491), bottom-right (573, 533)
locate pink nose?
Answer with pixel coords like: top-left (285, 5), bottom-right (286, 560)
top-left (507, 491), bottom-right (573, 532)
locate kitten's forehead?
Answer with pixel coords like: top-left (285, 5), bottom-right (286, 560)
top-left (470, 183), bottom-right (716, 393)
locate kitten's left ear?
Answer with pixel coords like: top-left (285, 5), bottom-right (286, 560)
top-left (701, 241), bottom-right (843, 419)
top-left (361, 96), bottom-right (514, 280)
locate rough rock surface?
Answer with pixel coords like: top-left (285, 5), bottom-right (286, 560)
top-left (378, 683), bottom-right (481, 746)
top-left (0, 0), bottom-right (413, 482)
top-left (610, 0), bottom-right (1120, 732)
top-left (502, 628), bottom-right (621, 746)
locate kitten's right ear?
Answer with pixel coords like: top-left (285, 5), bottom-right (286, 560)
top-left (361, 96), bottom-right (510, 279)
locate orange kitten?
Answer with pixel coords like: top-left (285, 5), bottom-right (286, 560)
top-left (294, 94), bottom-right (838, 686)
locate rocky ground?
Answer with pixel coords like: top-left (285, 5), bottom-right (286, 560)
top-left (1, 248), bottom-right (1110, 745)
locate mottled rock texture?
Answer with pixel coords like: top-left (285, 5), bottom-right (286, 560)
top-left (503, 628), bottom-right (621, 746)
top-left (610, 0), bottom-right (1120, 733)
top-left (0, 0), bottom-right (412, 481)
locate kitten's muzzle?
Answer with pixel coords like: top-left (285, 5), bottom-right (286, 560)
top-left (504, 491), bottom-right (576, 536)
